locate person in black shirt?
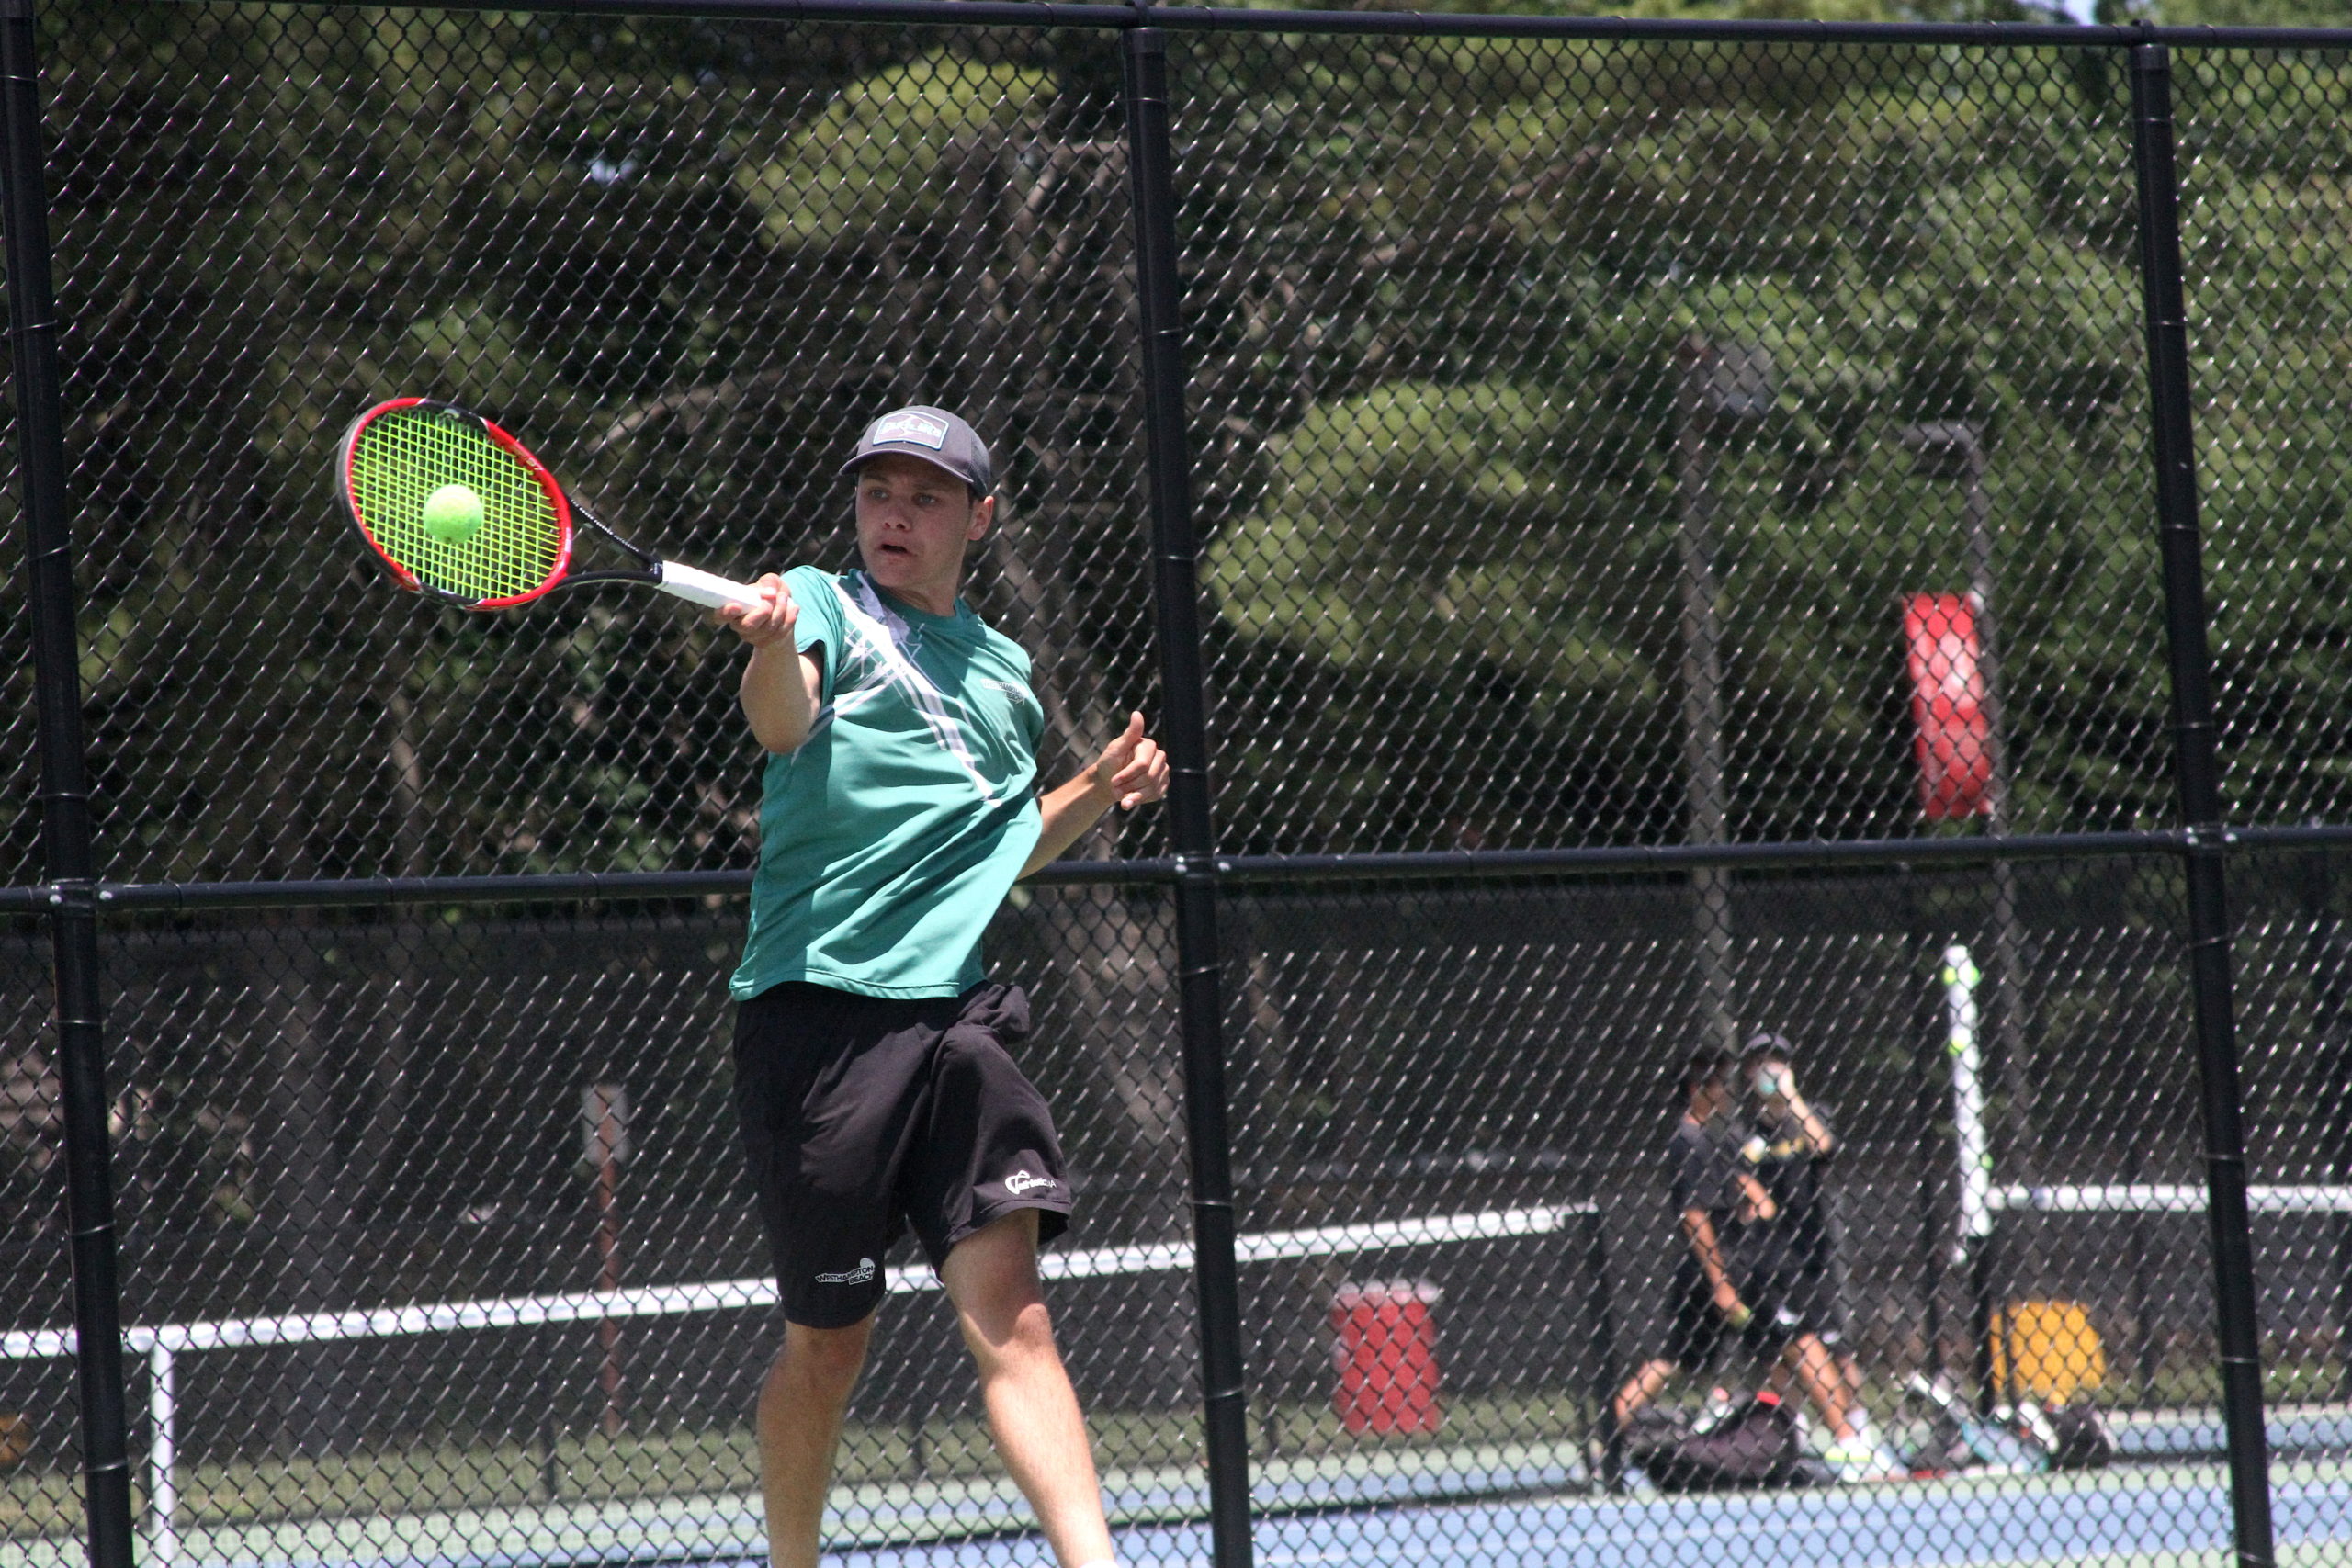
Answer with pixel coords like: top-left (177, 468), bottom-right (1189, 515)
top-left (1610, 1048), bottom-right (1870, 1472)
top-left (1738, 1030), bottom-right (1889, 1472)
top-left (1738, 1034), bottom-right (1841, 1332)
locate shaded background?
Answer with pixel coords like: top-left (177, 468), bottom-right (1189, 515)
top-left (6, 6), bottom-right (2352, 1566)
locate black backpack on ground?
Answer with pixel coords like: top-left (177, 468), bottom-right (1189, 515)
top-left (1630, 1392), bottom-right (1836, 1492)
top-left (2046, 1401), bottom-right (2116, 1470)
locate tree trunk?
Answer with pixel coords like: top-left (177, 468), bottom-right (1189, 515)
top-left (945, 134), bottom-right (1188, 1189)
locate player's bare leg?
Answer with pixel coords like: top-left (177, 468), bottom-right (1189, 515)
top-left (1834, 1348), bottom-right (1866, 1416)
top-left (756, 1315), bottom-right (874, 1568)
top-left (1611, 1357), bottom-right (1677, 1431)
top-left (941, 1211), bottom-right (1115, 1568)
top-left (1780, 1331), bottom-right (1859, 1440)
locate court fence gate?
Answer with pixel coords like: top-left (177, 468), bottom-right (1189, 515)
top-left (8, 6), bottom-right (2352, 1568)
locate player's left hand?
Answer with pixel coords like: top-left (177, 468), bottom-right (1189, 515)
top-left (1092, 712), bottom-right (1170, 810)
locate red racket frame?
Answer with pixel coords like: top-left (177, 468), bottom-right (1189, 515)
top-left (339, 397), bottom-right (579, 610)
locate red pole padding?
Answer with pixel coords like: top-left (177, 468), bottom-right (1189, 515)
top-left (1904, 592), bottom-right (1994, 821)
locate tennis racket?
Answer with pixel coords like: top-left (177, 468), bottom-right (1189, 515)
top-left (338, 397), bottom-right (761, 612)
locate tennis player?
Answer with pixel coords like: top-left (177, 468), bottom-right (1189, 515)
top-left (715, 406), bottom-right (1164, 1568)
top-left (1737, 1031), bottom-right (1900, 1473)
top-left (1609, 1049), bottom-right (1878, 1480)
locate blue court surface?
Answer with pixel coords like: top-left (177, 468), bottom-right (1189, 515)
top-left (8, 1416), bottom-right (2351, 1568)
top-left (836, 1462), bottom-right (2352, 1568)
top-left (818, 1409), bottom-right (2352, 1568)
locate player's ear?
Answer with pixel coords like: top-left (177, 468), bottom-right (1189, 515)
top-left (967, 493), bottom-right (996, 542)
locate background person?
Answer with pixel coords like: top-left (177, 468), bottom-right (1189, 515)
top-left (1610, 1048), bottom-right (1874, 1481)
top-left (1738, 1030), bottom-right (1898, 1473)
top-left (716, 406), bottom-right (1168, 1568)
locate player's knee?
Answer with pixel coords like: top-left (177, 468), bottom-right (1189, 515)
top-left (1617, 1359), bottom-right (1668, 1397)
top-left (960, 1293), bottom-right (1058, 1370)
top-left (776, 1318), bottom-right (873, 1390)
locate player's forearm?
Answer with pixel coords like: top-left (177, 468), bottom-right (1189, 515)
top-left (741, 643), bottom-right (815, 754)
top-left (1788, 1095), bottom-right (1835, 1155)
top-left (1020, 773), bottom-right (1116, 877)
top-left (1681, 1210), bottom-right (1733, 1294)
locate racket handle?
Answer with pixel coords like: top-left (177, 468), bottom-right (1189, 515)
top-left (657, 560), bottom-right (763, 611)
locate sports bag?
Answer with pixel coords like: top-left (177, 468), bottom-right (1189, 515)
top-left (1635, 1393), bottom-right (1834, 1492)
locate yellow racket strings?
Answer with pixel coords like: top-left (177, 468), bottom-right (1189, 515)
top-left (350, 409), bottom-right (562, 603)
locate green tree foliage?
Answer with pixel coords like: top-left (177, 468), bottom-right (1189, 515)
top-left (734, 52), bottom-right (1057, 250)
top-left (2159, 0), bottom-right (2346, 19)
top-left (31, 6), bottom-right (994, 884)
top-left (1187, 28), bottom-right (2352, 852)
top-left (2170, 49), bottom-right (2352, 816)
top-left (19, 6), bottom-right (2352, 885)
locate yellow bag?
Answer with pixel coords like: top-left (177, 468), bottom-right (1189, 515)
top-left (1991, 1300), bottom-right (2106, 1404)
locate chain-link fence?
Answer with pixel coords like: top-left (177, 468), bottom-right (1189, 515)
top-left (6, 6), bottom-right (2352, 1568)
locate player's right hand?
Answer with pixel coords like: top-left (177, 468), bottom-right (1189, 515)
top-left (1721, 1297), bottom-right (1753, 1330)
top-left (718, 573), bottom-right (797, 649)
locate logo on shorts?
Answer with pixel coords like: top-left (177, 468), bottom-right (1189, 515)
top-left (1004, 1170), bottom-right (1057, 1196)
top-left (816, 1258), bottom-right (876, 1286)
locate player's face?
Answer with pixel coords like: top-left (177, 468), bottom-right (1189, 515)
top-left (1691, 1077), bottom-right (1730, 1122)
top-left (854, 455), bottom-right (994, 615)
top-left (1747, 1061), bottom-right (1792, 1105)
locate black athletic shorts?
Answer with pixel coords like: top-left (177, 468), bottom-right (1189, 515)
top-left (732, 979), bottom-right (1072, 1328)
top-left (1664, 1267), bottom-right (1825, 1371)
top-left (1779, 1263), bottom-right (1848, 1348)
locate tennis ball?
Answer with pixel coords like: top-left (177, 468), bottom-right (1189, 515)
top-left (422, 483), bottom-right (485, 544)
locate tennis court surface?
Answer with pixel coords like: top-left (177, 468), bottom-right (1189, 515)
top-left (9, 1445), bottom-right (2350, 1568)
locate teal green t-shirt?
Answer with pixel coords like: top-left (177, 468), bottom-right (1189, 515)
top-left (729, 566), bottom-right (1045, 1001)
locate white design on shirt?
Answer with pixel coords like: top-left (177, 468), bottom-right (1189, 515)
top-left (805, 575), bottom-right (1008, 806)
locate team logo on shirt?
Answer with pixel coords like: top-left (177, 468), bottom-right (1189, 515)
top-left (1004, 1170), bottom-right (1057, 1196)
top-left (816, 1258), bottom-right (876, 1285)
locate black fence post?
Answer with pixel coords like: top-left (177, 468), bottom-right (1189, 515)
top-left (1120, 21), bottom-right (1253, 1568)
top-left (0, 5), bottom-right (137, 1568)
top-left (2130, 39), bottom-right (2276, 1568)
top-left (1969, 1224), bottom-right (2001, 1416)
top-left (1579, 1202), bottom-right (1619, 1489)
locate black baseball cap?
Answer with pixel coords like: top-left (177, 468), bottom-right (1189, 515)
top-left (841, 406), bottom-right (994, 498)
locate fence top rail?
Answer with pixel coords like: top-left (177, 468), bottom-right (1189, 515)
top-left (210, 0), bottom-right (2352, 50)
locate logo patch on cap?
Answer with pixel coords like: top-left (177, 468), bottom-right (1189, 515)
top-left (869, 411), bottom-right (949, 450)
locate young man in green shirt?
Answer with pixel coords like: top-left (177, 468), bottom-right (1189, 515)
top-left (716, 406), bottom-right (1165, 1568)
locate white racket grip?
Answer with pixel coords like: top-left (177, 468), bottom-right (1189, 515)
top-left (657, 560), bottom-right (763, 611)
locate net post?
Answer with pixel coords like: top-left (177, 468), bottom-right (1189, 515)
top-left (1969, 1225), bottom-right (2001, 1416)
top-left (2130, 38), bottom-right (2276, 1568)
top-left (145, 1343), bottom-right (177, 1568)
top-left (0, 8), bottom-right (139, 1568)
top-left (1579, 1202), bottom-right (1622, 1493)
top-left (1120, 22), bottom-right (1253, 1568)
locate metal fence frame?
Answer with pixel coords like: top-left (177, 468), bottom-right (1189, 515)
top-left (11, 6), bottom-right (2352, 1568)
